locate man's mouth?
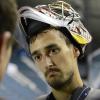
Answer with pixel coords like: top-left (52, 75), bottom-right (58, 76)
top-left (45, 68), bottom-right (60, 77)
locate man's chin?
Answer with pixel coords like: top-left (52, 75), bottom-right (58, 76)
top-left (48, 79), bottom-right (65, 90)
top-left (47, 73), bottom-right (73, 90)
top-left (46, 76), bottom-right (64, 90)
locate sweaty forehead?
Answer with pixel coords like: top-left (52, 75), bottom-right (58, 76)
top-left (30, 28), bottom-right (70, 44)
top-left (29, 28), bottom-right (68, 52)
top-left (30, 28), bottom-right (62, 43)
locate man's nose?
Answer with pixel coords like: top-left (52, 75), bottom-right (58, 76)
top-left (43, 56), bottom-right (53, 67)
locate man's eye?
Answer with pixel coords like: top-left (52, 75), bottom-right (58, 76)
top-left (49, 48), bottom-right (60, 55)
top-left (33, 55), bottom-right (42, 62)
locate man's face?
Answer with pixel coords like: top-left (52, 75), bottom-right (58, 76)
top-left (0, 32), bottom-right (13, 79)
top-left (30, 29), bottom-right (77, 89)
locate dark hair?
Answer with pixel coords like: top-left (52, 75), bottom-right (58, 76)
top-left (0, 0), bottom-right (17, 33)
top-left (21, 18), bottom-right (50, 43)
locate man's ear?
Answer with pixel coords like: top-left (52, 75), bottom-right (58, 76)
top-left (73, 47), bottom-right (80, 58)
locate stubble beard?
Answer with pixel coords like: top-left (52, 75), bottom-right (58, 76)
top-left (46, 71), bottom-right (74, 90)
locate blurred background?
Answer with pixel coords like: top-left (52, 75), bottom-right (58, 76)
top-left (0, 0), bottom-right (100, 99)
